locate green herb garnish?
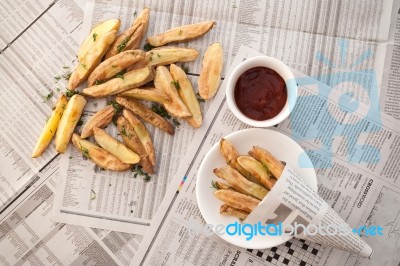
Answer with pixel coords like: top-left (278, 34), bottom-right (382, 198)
top-left (93, 33), bottom-right (97, 42)
top-left (80, 143), bottom-right (90, 158)
top-left (65, 89), bottom-right (80, 98)
top-left (172, 118), bottom-right (180, 127)
top-left (45, 91), bottom-right (54, 101)
top-left (54, 76), bottom-right (61, 81)
top-left (107, 100), bottom-right (122, 114)
top-left (63, 66), bottom-right (70, 69)
top-left (171, 80), bottom-right (180, 90)
top-left (81, 64), bottom-right (87, 69)
top-left (120, 125), bottom-right (130, 137)
top-left (117, 37), bottom-right (131, 53)
top-left (151, 103), bottom-right (171, 119)
top-left (178, 29), bottom-right (183, 35)
top-left (211, 180), bottom-right (219, 190)
top-left (181, 64), bottom-right (189, 73)
top-left (143, 43), bottom-right (155, 51)
top-left (114, 69), bottom-right (127, 79)
top-left (95, 80), bottom-right (105, 85)
top-left (63, 72), bottom-right (72, 81)
top-left (131, 165), bottom-right (151, 181)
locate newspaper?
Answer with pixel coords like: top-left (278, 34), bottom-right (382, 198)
top-left (0, 0), bottom-right (84, 210)
top-left (133, 46), bottom-right (400, 266)
top-left (0, 0), bottom-right (399, 265)
top-left (51, 0), bottom-right (399, 235)
top-left (0, 157), bottom-right (142, 265)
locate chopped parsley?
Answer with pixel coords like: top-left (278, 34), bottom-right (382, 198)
top-left (181, 64), bottom-right (189, 73)
top-left (117, 37), bottom-right (131, 53)
top-left (56, 88), bottom-right (60, 92)
top-left (93, 33), bottom-right (97, 42)
top-left (210, 180), bottom-right (219, 190)
top-left (65, 89), bottom-right (80, 98)
top-left (81, 63), bottom-right (87, 69)
top-left (54, 76), bottom-right (61, 81)
top-left (178, 29), bottom-right (183, 35)
top-left (157, 53), bottom-right (161, 57)
top-left (90, 189), bottom-right (96, 200)
top-left (131, 165), bottom-right (151, 181)
top-left (171, 80), bottom-right (180, 90)
top-left (111, 65), bottom-right (117, 68)
top-left (62, 66), bottom-right (70, 69)
top-left (80, 143), bottom-right (90, 158)
top-left (114, 69), bottom-right (127, 79)
top-left (143, 43), bottom-right (155, 51)
top-left (63, 72), bottom-right (72, 81)
top-left (151, 103), bottom-right (170, 119)
top-left (172, 118), bottom-right (180, 128)
top-left (95, 80), bottom-right (105, 85)
top-left (44, 91), bottom-right (54, 101)
top-left (133, 10), bottom-right (137, 16)
top-left (120, 125), bottom-right (130, 137)
top-left (107, 100), bottom-right (123, 125)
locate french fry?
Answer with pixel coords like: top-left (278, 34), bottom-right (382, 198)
top-left (116, 96), bottom-right (174, 135)
top-left (68, 30), bottom-right (117, 90)
top-left (32, 95), bottom-right (68, 157)
top-left (249, 146), bottom-right (285, 179)
top-left (87, 50), bottom-right (145, 86)
top-left (198, 42), bottom-right (223, 99)
top-left (147, 20), bottom-right (216, 46)
top-left (93, 127), bottom-right (140, 164)
top-left (146, 47), bottom-right (199, 66)
top-left (120, 87), bottom-right (168, 104)
top-left (237, 155), bottom-right (276, 190)
top-left (170, 64), bottom-right (202, 128)
top-left (154, 66), bottom-right (191, 118)
top-left (117, 116), bottom-right (154, 174)
top-left (220, 204), bottom-right (249, 220)
top-left (82, 66), bottom-right (155, 98)
top-left (219, 139), bottom-right (261, 185)
top-left (105, 8), bottom-right (150, 58)
top-left (123, 109), bottom-right (156, 166)
top-left (80, 105), bottom-right (114, 139)
top-left (214, 189), bottom-right (260, 213)
top-left (77, 19), bottom-right (121, 62)
top-left (212, 180), bottom-right (235, 191)
top-left (55, 94), bottom-right (87, 153)
top-left (213, 166), bottom-right (268, 200)
top-left (71, 134), bottom-right (130, 171)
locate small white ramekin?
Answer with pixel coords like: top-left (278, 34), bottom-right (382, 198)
top-left (226, 56), bottom-right (298, 127)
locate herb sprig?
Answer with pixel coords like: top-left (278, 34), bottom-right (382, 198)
top-left (131, 165), bottom-right (151, 181)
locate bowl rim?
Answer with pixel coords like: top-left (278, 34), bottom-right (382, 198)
top-left (226, 55), bottom-right (298, 127)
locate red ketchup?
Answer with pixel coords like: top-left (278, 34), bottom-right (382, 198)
top-left (234, 67), bottom-right (287, 121)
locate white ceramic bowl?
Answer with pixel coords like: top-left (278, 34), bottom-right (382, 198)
top-left (226, 56), bottom-right (298, 127)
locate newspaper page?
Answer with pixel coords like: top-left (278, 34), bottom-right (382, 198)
top-left (380, 0), bottom-right (400, 119)
top-left (0, 156), bottom-right (143, 265)
top-left (133, 46), bottom-right (400, 266)
top-left (52, 0), bottom-right (396, 235)
top-left (0, 0), bottom-right (84, 210)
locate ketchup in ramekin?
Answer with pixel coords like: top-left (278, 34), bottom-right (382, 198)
top-left (234, 67), bottom-right (287, 121)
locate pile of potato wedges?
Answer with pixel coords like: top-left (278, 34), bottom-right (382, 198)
top-left (32, 8), bottom-right (224, 177)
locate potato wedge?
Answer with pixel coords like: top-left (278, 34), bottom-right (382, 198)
top-left (87, 50), bottom-right (145, 86)
top-left (80, 105), bottom-right (114, 139)
top-left (212, 180), bottom-right (234, 191)
top-left (78, 19), bottom-right (121, 62)
top-left (147, 20), bottom-right (215, 47)
top-left (93, 127), bottom-right (139, 164)
top-left (219, 139), bottom-right (261, 185)
top-left (147, 47), bottom-right (199, 66)
top-left (220, 204), bottom-right (249, 220)
top-left (32, 95), bottom-right (68, 157)
top-left (71, 134), bottom-right (130, 171)
top-left (170, 64), bottom-right (202, 127)
top-left (214, 189), bottom-right (260, 213)
top-left (249, 146), bottom-right (285, 179)
top-left (199, 42), bottom-right (223, 99)
top-left (55, 95), bottom-right (87, 153)
top-left (214, 166), bottom-right (268, 200)
top-left (106, 8), bottom-right (150, 58)
top-left (116, 96), bottom-right (174, 135)
top-left (120, 87), bottom-right (168, 104)
top-left (82, 66), bottom-right (155, 98)
top-left (117, 116), bottom-right (154, 174)
top-left (123, 109), bottom-right (156, 166)
top-left (237, 155), bottom-right (276, 190)
top-left (154, 66), bottom-right (191, 118)
top-left (68, 30), bottom-right (117, 90)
